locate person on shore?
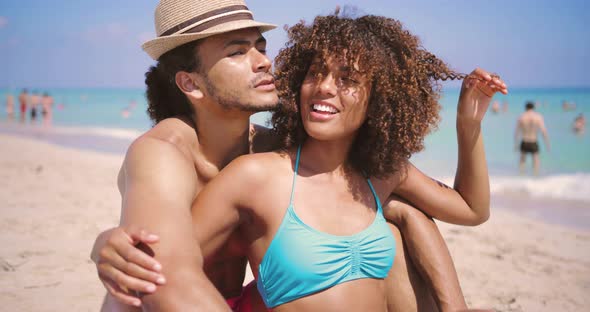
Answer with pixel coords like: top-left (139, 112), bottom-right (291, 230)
top-left (18, 89), bottom-right (28, 123)
top-left (41, 92), bottom-right (54, 126)
top-left (5, 92), bottom-right (15, 120)
top-left (515, 101), bottom-right (550, 175)
top-left (90, 1), bottom-right (501, 311)
top-left (30, 91), bottom-right (41, 122)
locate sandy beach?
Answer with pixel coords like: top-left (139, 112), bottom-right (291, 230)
top-left (1, 133), bottom-right (589, 312)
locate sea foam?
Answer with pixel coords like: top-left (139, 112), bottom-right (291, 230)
top-left (438, 173), bottom-right (590, 203)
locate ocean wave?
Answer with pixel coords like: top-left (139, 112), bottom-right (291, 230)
top-left (438, 173), bottom-right (590, 203)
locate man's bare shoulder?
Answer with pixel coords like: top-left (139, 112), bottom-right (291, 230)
top-left (125, 118), bottom-right (196, 164)
top-left (145, 117), bottom-right (198, 148)
top-left (123, 136), bottom-right (196, 185)
top-left (120, 119), bottom-right (199, 193)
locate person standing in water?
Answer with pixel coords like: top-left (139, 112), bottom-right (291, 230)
top-left (515, 101), bottom-right (550, 175)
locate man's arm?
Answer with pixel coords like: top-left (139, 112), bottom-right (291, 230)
top-left (538, 116), bottom-right (550, 151)
top-left (147, 153), bottom-right (267, 311)
top-left (115, 137), bottom-right (227, 311)
top-left (514, 118), bottom-right (522, 150)
top-left (384, 195), bottom-right (467, 312)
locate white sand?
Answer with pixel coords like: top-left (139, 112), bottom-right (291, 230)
top-left (1, 133), bottom-right (588, 311)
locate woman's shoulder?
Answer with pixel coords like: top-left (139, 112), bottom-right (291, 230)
top-left (221, 149), bottom-right (294, 183)
top-left (234, 149), bottom-right (293, 171)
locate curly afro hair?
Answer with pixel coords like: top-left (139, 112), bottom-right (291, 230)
top-left (271, 8), bottom-right (465, 178)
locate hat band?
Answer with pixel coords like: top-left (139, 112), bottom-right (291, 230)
top-left (160, 5), bottom-right (252, 37)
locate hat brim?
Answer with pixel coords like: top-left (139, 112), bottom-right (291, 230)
top-left (142, 20), bottom-right (276, 60)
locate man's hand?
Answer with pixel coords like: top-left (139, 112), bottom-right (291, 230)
top-left (91, 227), bottom-right (166, 306)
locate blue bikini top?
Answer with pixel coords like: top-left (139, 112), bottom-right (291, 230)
top-left (256, 146), bottom-right (396, 308)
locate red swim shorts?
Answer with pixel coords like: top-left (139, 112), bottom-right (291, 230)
top-left (226, 280), bottom-right (270, 312)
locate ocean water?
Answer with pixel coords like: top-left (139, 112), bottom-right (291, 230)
top-left (1, 87), bottom-right (589, 208)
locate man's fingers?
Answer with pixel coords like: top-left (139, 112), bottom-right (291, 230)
top-left (123, 260), bottom-right (167, 285)
top-left (99, 263), bottom-right (158, 293)
top-left (130, 229), bottom-right (160, 245)
top-left (100, 247), bottom-right (165, 286)
top-left (117, 240), bottom-right (163, 273)
top-left (103, 279), bottom-right (142, 307)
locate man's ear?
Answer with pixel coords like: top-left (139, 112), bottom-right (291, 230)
top-left (175, 71), bottom-right (204, 100)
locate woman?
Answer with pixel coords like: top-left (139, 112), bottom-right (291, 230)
top-left (94, 11), bottom-right (506, 311)
top-left (191, 11), bottom-right (505, 311)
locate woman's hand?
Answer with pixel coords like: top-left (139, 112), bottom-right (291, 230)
top-left (90, 227), bottom-right (166, 306)
top-left (458, 68), bottom-right (508, 122)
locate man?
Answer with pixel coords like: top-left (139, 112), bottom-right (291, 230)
top-left (515, 101), bottom-right (550, 175)
top-left (92, 1), bottom-right (469, 311)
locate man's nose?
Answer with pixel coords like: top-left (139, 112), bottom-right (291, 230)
top-left (253, 50), bottom-right (271, 72)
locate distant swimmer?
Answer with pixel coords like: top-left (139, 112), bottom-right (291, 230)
top-left (573, 113), bottom-right (586, 135)
top-left (491, 100), bottom-right (500, 114)
top-left (562, 100), bottom-right (576, 112)
top-left (120, 108), bottom-right (131, 119)
top-left (515, 101), bottom-right (550, 175)
top-left (501, 101), bottom-right (509, 113)
top-left (120, 100), bottom-right (136, 119)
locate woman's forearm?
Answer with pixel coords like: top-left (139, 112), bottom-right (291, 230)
top-left (454, 116), bottom-right (490, 224)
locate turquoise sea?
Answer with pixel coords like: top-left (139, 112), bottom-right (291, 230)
top-left (1, 87), bottom-right (589, 227)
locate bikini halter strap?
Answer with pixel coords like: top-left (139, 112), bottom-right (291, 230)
top-left (288, 145), bottom-right (302, 205)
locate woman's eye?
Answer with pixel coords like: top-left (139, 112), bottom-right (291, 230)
top-left (305, 67), bottom-right (319, 79)
top-left (340, 77), bottom-right (359, 85)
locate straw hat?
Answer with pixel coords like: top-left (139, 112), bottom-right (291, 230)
top-left (142, 0), bottom-right (276, 60)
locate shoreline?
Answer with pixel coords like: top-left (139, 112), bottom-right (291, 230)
top-left (2, 121), bottom-right (588, 231)
top-left (0, 133), bottom-right (589, 311)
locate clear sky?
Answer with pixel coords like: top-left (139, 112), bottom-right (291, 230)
top-left (0, 0), bottom-right (588, 88)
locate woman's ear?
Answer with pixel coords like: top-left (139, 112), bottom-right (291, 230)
top-left (175, 71), bottom-right (204, 100)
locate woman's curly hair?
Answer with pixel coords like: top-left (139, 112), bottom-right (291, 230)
top-left (144, 41), bottom-right (201, 124)
top-left (271, 9), bottom-right (465, 178)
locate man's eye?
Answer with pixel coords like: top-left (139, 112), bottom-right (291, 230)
top-left (229, 51), bottom-right (246, 57)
